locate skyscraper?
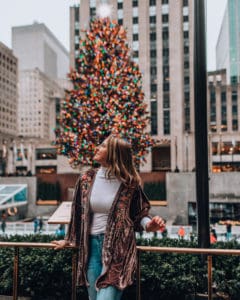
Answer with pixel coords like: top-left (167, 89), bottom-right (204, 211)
top-left (216, 0), bottom-right (240, 84)
top-left (12, 22), bottom-right (68, 140)
top-left (12, 22), bottom-right (69, 80)
top-left (0, 42), bottom-right (18, 138)
top-left (70, 0), bottom-right (195, 172)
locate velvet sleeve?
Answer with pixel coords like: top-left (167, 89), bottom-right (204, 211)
top-left (129, 185), bottom-right (151, 232)
top-left (64, 176), bottom-right (82, 246)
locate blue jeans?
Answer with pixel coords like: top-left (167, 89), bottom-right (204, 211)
top-left (87, 234), bottom-right (123, 300)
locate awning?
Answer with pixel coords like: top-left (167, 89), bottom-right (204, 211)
top-left (0, 184), bottom-right (28, 210)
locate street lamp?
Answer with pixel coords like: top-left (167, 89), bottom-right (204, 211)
top-left (194, 0), bottom-right (210, 248)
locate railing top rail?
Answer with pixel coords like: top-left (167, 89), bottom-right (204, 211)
top-left (1, 242), bottom-right (240, 256)
top-left (0, 242), bottom-right (77, 249)
top-left (137, 246), bottom-right (240, 256)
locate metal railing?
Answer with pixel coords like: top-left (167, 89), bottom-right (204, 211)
top-left (136, 246), bottom-right (240, 300)
top-left (0, 242), bottom-right (77, 300)
top-left (1, 242), bottom-right (240, 300)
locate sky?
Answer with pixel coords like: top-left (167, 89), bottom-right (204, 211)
top-left (0, 0), bottom-right (227, 71)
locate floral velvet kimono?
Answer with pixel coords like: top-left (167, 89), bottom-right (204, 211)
top-left (65, 168), bottom-right (151, 290)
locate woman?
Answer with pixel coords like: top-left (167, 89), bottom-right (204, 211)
top-left (52, 135), bottom-right (165, 300)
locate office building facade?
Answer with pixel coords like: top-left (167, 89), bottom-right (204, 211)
top-left (0, 42), bottom-right (18, 138)
top-left (18, 68), bottom-right (64, 140)
top-left (70, 0), bottom-right (195, 172)
top-left (216, 0), bottom-right (240, 84)
top-left (12, 22), bottom-right (69, 80)
top-left (208, 69), bottom-right (240, 172)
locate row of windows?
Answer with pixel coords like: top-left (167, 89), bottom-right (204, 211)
top-left (210, 88), bottom-right (239, 132)
top-left (0, 76), bottom-right (17, 87)
top-left (0, 108), bottom-right (16, 116)
top-left (117, 0), bottom-right (171, 9)
top-left (183, 0), bottom-right (190, 132)
top-left (0, 53), bottom-right (17, 65)
top-left (0, 123), bottom-right (16, 129)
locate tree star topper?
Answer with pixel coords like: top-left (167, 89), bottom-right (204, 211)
top-left (96, 3), bottom-right (113, 19)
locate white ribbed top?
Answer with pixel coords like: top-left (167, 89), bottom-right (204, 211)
top-left (90, 167), bottom-right (121, 234)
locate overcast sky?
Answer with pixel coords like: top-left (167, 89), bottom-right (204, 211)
top-left (0, 0), bottom-right (227, 71)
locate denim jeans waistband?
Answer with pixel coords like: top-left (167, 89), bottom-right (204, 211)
top-left (89, 233), bottom-right (105, 240)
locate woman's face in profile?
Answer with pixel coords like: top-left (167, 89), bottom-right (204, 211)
top-left (93, 139), bottom-right (108, 166)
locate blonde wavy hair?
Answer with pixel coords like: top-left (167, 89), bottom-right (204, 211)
top-left (105, 135), bottom-right (141, 186)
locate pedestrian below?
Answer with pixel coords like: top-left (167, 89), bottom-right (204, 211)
top-left (178, 226), bottom-right (185, 239)
top-left (226, 220), bottom-right (232, 241)
top-left (38, 217), bottom-right (43, 233)
top-left (160, 219), bottom-right (168, 238)
top-left (210, 226), bottom-right (217, 241)
top-left (33, 217), bottom-right (38, 233)
top-left (210, 230), bottom-right (217, 244)
top-left (55, 224), bottom-right (65, 237)
top-left (1, 210), bottom-right (7, 234)
top-left (52, 135), bottom-right (166, 300)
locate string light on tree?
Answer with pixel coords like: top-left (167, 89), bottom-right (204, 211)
top-left (55, 15), bottom-right (156, 167)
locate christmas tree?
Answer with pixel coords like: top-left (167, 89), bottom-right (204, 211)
top-left (56, 13), bottom-right (155, 167)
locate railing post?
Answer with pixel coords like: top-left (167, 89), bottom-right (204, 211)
top-left (13, 247), bottom-right (19, 300)
top-left (208, 255), bottom-right (212, 300)
top-left (71, 249), bottom-right (77, 300)
top-left (136, 250), bottom-right (141, 300)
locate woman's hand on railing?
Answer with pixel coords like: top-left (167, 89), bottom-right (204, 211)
top-left (51, 240), bottom-right (69, 250)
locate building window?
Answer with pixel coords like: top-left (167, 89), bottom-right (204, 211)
top-left (152, 146), bottom-right (171, 171)
top-left (118, 19), bottom-right (123, 25)
top-left (74, 7), bottom-right (79, 21)
top-left (184, 31), bottom-right (189, 39)
top-left (90, 7), bottom-right (96, 17)
top-left (133, 33), bottom-right (139, 41)
top-left (163, 94), bottom-right (170, 108)
top-left (133, 17), bottom-right (138, 24)
top-left (162, 14), bottom-right (169, 23)
top-left (163, 110), bottom-right (170, 135)
top-left (132, 0), bottom-right (138, 7)
top-left (184, 46), bottom-right (189, 54)
top-left (150, 49), bottom-right (157, 58)
top-left (117, 2), bottom-right (123, 9)
top-left (150, 0), bottom-right (156, 5)
top-left (163, 82), bottom-right (169, 91)
top-left (133, 50), bottom-right (139, 58)
top-left (150, 15), bottom-right (156, 24)
top-left (151, 84), bottom-right (157, 92)
top-left (151, 101), bottom-right (157, 135)
top-left (162, 0), bottom-right (168, 4)
top-left (151, 66), bottom-right (157, 75)
top-left (162, 27), bottom-right (169, 38)
top-left (183, 0), bottom-right (188, 6)
top-left (184, 61), bottom-right (190, 69)
top-left (210, 89), bottom-right (216, 130)
top-left (36, 148), bottom-right (57, 160)
top-left (163, 48), bottom-right (169, 56)
top-left (133, 24), bottom-right (139, 33)
top-left (184, 76), bottom-right (190, 85)
top-left (231, 76), bottom-right (238, 85)
top-left (150, 32), bottom-right (156, 41)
